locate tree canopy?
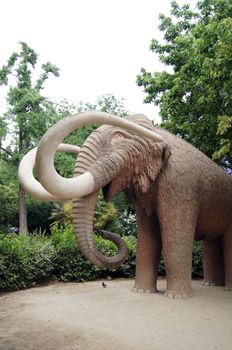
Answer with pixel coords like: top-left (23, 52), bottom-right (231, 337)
top-left (0, 41), bottom-right (60, 233)
top-left (0, 62), bottom-right (130, 234)
top-left (0, 41), bottom-right (59, 156)
top-left (137, 0), bottom-right (232, 167)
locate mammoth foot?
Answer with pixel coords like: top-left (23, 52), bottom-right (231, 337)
top-left (132, 287), bottom-right (156, 294)
top-left (164, 290), bottom-right (191, 300)
top-left (202, 281), bottom-right (216, 286)
top-left (224, 285), bottom-right (232, 291)
top-left (202, 280), bottom-right (224, 287)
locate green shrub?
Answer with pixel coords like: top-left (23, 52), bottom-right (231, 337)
top-left (0, 233), bottom-right (56, 290)
top-left (0, 226), bottom-right (203, 292)
top-left (94, 234), bottom-right (136, 279)
top-left (50, 192), bottom-right (119, 233)
top-left (0, 184), bottom-right (18, 232)
top-left (50, 224), bottom-right (136, 281)
top-left (192, 241), bottom-right (203, 279)
top-left (94, 192), bottom-right (118, 231)
top-left (118, 210), bottom-right (136, 236)
top-left (50, 224), bottom-right (101, 282)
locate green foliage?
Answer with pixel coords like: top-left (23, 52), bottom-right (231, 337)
top-left (50, 193), bottom-right (119, 234)
top-left (0, 183), bottom-right (18, 232)
top-left (50, 202), bottom-right (73, 227)
top-left (0, 166), bottom-right (55, 233)
top-left (50, 194), bottom-right (135, 238)
top-left (0, 225), bottom-right (203, 291)
top-left (0, 233), bottom-right (56, 290)
top-left (192, 241), bottom-right (203, 279)
top-left (94, 234), bottom-right (137, 278)
top-left (137, 0), bottom-right (232, 164)
top-left (111, 192), bottom-right (136, 235)
top-left (89, 94), bottom-right (128, 117)
top-left (0, 43), bottom-right (130, 235)
top-left (0, 41), bottom-right (60, 153)
top-left (0, 225), bottom-right (137, 290)
top-left (94, 192), bottom-right (118, 231)
top-left (0, 118), bottom-right (7, 147)
top-left (0, 41), bottom-right (60, 233)
top-left (117, 210), bottom-right (136, 236)
top-left (50, 224), bottom-right (101, 282)
top-left (26, 198), bottom-right (54, 233)
top-left (0, 159), bottom-right (17, 185)
top-left (213, 115), bottom-right (232, 161)
top-left (0, 91), bottom-right (129, 234)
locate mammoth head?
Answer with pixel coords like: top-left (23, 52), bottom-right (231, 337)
top-left (18, 112), bottom-right (167, 270)
top-left (83, 115), bottom-right (171, 202)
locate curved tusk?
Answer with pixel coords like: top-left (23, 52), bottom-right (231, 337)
top-left (18, 143), bottom-right (81, 202)
top-left (36, 111), bottom-right (163, 199)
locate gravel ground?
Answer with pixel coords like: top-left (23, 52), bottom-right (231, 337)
top-left (0, 279), bottom-right (232, 350)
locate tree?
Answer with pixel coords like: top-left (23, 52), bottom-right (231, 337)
top-left (0, 41), bottom-right (59, 233)
top-left (0, 91), bottom-right (130, 234)
top-left (137, 0), bottom-right (232, 167)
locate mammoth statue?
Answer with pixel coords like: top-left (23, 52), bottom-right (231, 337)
top-left (18, 112), bottom-right (232, 299)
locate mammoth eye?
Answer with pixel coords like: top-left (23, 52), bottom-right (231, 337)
top-left (112, 132), bottom-right (124, 141)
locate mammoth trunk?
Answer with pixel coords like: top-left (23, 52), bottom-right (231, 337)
top-left (72, 193), bottom-right (128, 269)
top-left (72, 133), bottom-right (128, 269)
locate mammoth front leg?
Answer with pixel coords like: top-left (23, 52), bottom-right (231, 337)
top-left (159, 203), bottom-right (196, 299)
top-left (133, 209), bottom-right (162, 293)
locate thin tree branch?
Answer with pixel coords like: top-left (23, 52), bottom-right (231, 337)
top-left (0, 145), bottom-right (13, 157)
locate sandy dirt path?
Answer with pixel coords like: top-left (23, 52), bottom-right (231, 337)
top-left (0, 279), bottom-right (232, 350)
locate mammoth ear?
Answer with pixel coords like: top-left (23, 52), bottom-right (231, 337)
top-left (136, 142), bottom-right (171, 194)
top-left (146, 142), bottom-right (171, 182)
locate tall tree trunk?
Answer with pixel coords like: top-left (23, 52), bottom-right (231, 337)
top-left (18, 129), bottom-right (28, 234)
top-left (19, 184), bottom-right (28, 234)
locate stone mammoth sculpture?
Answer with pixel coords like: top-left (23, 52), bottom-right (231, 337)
top-left (18, 112), bottom-right (232, 299)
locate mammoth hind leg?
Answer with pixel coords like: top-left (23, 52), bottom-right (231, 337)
top-left (201, 237), bottom-right (225, 286)
top-left (224, 226), bottom-right (232, 291)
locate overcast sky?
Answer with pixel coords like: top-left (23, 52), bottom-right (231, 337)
top-left (0, 0), bottom-right (196, 122)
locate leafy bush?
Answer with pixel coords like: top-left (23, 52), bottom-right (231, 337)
top-left (0, 233), bottom-right (56, 290)
top-left (0, 182), bottom-right (55, 233)
top-left (50, 192), bottom-right (118, 233)
top-left (0, 225), bottom-right (203, 291)
top-left (0, 226), bottom-right (137, 291)
top-left (192, 241), bottom-right (203, 279)
top-left (50, 224), bottom-right (101, 282)
top-left (95, 234), bottom-right (137, 279)
top-left (94, 192), bottom-right (118, 232)
top-left (51, 224), bottom-right (136, 281)
top-left (0, 183), bottom-right (19, 232)
top-left (26, 199), bottom-right (55, 232)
